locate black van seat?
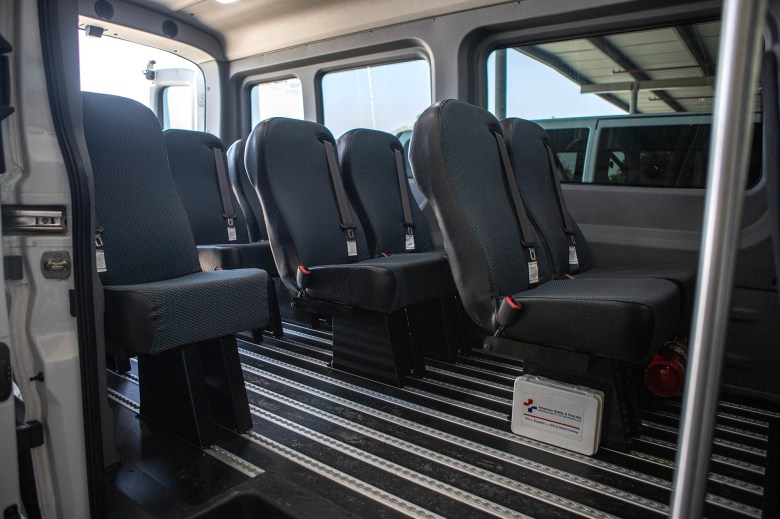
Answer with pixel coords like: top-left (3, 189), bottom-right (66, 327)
top-left (337, 128), bottom-right (436, 255)
top-left (164, 129), bottom-right (282, 338)
top-left (411, 100), bottom-right (681, 450)
top-left (245, 117), bottom-right (456, 385)
top-left (500, 117), bottom-right (695, 329)
top-left (163, 129), bottom-right (276, 276)
top-left (83, 92), bottom-right (268, 447)
top-left (338, 128), bottom-right (462, 359)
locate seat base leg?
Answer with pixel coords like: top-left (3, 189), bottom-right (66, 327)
top-left (332, 308), bottom-right (416, 386)
top-left (106, 353), bottom-right (131, 374)
top-left (407, 297), bottom-right (460, 362)
top-left (199, 336), bottom-right (253, 433)
top-left (267, 277), bottom-right (284, 339)
top-left (137, 335), bottom-right (251, 448)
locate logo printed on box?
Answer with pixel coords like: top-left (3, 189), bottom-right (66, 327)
top-left (521, 392), bottom-right (584, 441)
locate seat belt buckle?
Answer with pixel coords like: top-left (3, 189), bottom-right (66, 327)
top-left (297, 265), bottom-right (311, 290)
top-left (528, 248), bottom-right (539, 285)
top-left (567, 234), bottom-right (578, 267)
top-left (225, 216), bottom-right (237, 242)
top-left (496, 295), bottom-right (523, 328)
top-left (405, 226), bottom-right (415, 252)
top-left (344, 227), bottom-right (357, 257)
top-left (95, 227), bottom-right (107, 273)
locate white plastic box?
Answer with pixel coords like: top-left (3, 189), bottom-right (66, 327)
top-left (511, 375), bottom-right (604, 456)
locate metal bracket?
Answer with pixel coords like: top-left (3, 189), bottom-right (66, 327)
top-left (2, 205), bottom-right (67, 235)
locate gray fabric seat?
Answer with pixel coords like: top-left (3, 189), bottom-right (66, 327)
top-left (337, 128), bottom-right (435, 255)
top-left (104, 270), bottom-right (268, 354)
top-left (499, 117), bottom-right (695, 326)
top-left (410, 99), bottom-right (680, 362)
top-left (163, 129), bottom-right (276, 274)
top-left (244, 117), bottom-right (453, 312)
top-left (83, 92), bottom-right (270, 355)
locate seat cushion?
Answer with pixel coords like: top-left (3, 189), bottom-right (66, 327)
top-left (577, 264), bottom-right (694, 302)
top-left (104, 269), bottom-right (270, 354)
top-left (505, 277), bottom-right (680, 363)
top-left (303, 252), bottom-right (454, 313)
top-left (577, 264), bottom-right (695, 330)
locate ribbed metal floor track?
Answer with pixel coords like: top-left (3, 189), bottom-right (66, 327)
top-left (107, 327), bottom-right (778, 519)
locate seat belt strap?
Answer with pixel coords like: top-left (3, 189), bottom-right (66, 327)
top-left (322, 139), bottom-right (358, 257)
top-left (212, 147), bottom-right (238, 241)
top-left (393, 147), bottom-right (416, 251)
top-left (492, 129), bottom-right (539, 286)
top-left (544, 144), bottom-right (578, 272)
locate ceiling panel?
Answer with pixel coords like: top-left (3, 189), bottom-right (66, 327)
top-left (128, 0), bottom-right (512, 60)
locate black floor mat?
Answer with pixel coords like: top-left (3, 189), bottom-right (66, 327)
top-left (105, 327), bottom-right (779, 518)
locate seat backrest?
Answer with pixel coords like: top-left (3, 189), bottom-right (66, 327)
top-left (227, 138), bottom-right (269, 242)
top-left (163, 129), bottom-right (250, 245)
top-left (410, 100), bottom-right (550, 330)
top-left (500, 118), bottom-right (592, 276)
top-left (82, 92), bottom-right (202, 286)
top-left (245, 117), bottom-right (370, 291)
top-left (338, 129), bottom-right (434, 255)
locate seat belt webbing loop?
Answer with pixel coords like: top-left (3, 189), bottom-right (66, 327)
top-left (322, 139), bottom-right (358, 258)
top-left (212, 147), bottom-right (238, 241)
top-left (393, 147), bottom-right (416, 252)
top-left (544, 144), bottom-right (579, 273)
top-left (492, 128), bottom-right (539, 286)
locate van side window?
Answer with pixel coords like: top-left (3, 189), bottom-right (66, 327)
top-left (590, 123), bottom-right (762, 188)
top-left (545, 128), bottom-right (590, 182)
top-left (487, 21), bottom-right (763, 188)
top-left (321, 59), bottom-right (432, 138)
top-left (79, 28), bottom-right (204, 130)
top-left (249, 78), bottom-right (304, 129)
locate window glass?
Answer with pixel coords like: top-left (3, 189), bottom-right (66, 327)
top-left (545, 128), bottom-right (590, 182)
top-left (488, 21), bottom-right (763, 188)
top-left (78, 28), bottom-right (203, 130)
top-left (592, 122), bottom-right (762, 188)
top-left (322, 60), bottom-right (432, 138)
top-left (250, 78), bottom-right (304, 129)
top-left (162, 86), bottom-right (194, 130)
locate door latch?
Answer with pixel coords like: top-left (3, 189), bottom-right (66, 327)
top-left (41, 251), bottom-right (71, 279)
